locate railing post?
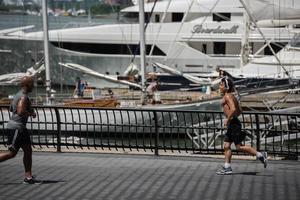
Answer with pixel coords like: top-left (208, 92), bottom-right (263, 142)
top-left (255, 113), bottom-right (260, 152)
top-left (54, 108), bottom-right (61, 153)
top-left (153, 111), bottom-right (159, 156)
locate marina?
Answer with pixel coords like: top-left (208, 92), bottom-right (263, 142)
top-left (1, 0), bottom-right (300, 152)
top-left (0, 1), bottom-right (299, 106)
top-left (0, 0), bottom-right (299, 88)
top-left (0, 0), bottom-right (299, 155)
top-left (0, 1), bottom-right (299, 199)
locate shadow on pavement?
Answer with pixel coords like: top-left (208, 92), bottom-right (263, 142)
top-left (39, 180), bottom-right (66, 184)
top-left (232, 171), bottom-right (273, 177)
top-left (0, 180), bottom-right (66, 185)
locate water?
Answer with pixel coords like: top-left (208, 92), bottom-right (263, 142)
top-left (0, 14), bottom-right (120, 96)
top-left (0, 12), bottom-right (135, 90)
top-left (0, 13), bottom-right (118, 30)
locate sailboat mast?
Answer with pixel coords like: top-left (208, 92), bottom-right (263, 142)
top-left (42, 0), bottom-right (51, 104)
top-left (239, 0), bottom-right (290, 77)
top-left (138, 0), bottom-right (147, 103)
top-left (240, 4), bottom-right (250, 73)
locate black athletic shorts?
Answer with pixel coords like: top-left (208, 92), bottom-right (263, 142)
top-left (7, 128), bottom-right (31, 152)
top-left (224, 117), bottom-right (245, 145)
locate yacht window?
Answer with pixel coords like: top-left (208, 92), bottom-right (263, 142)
top-left (51, 42), bottom-right (166, 56)
top-left (185, 65), bottom-right (204, 68)
top-left (122, 12), bottom-right (139, 21)
top-left (172, 13), bottom-right (184, 22)
top-left (216, 65), bottom-right (235, 69)
top-left (264, 42), bottom-right (286, 55)
top-left (182, 71), bottom-right (203, 73)
top-left (202, 44), bottom-right (207, 54)
top-left (213, 13), bottom-right (231, 22)
top-left (145, 12), bottom-right (151, 23)
top-left (155, 14), bottom-right (160, 23)
top-left (249, 42), bottom-right (254, 53)
top-left (213, 42), bottom-right (226, 54)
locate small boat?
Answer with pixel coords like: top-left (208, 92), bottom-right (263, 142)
top-left (63, 98), bottom-right (119, 108)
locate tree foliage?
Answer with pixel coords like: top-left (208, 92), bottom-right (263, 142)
top-left (90, 4), bottom-right (120, 15)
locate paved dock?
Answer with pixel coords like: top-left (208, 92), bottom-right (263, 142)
top-left (0, 152), bottom-right (299, 200)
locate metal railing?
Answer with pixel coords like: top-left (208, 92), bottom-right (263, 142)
top-left (0, 105), bottom-right (299, 159)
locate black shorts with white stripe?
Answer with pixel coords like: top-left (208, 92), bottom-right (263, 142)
top-left (7, 128), bottom-right (31, 152)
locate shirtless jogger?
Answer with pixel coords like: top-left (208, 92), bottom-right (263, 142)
top-left (217, 77), bottom-right (267, 175)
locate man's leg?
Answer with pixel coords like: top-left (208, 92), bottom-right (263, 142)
top-left (236, 144), bottom-right (268, 168)
top-left (224, 142), bottom-right (232, 164)
top-left (235, 144), bottom-right (257, 156)
top-left (21, 144), bottom-right (32, 178)
top-left (0, 129), bottom-right (19, 162)
top-left (0, 151), bottom-right (17, 162)
top-left (217, 142), bottom-right (233, 175)
top-left (21, 144), bottom-right (42, 184)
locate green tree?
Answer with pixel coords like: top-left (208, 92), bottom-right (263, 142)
top-left (90, 4), bottom-right (120, 15)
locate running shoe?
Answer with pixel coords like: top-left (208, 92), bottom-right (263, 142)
top-left (216, 165), bottom-right (233, 175)
top-left (23, 176), bottom-right (42, 185)
top-left (258, 152), bottom-right (268, 168)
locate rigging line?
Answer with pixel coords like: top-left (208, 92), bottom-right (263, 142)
top-left (56, 27), bottom-right (66, 85)
top-left (166, 0), bottom-right (221, 66)
top-left (163, 0), bottom-right (196, 63)
top-left (252, 26), bottom-right (289, 57)
top-left (107, 0), bottom-right (134, 57)
top-left (167, 0), bottom-right (221, 66)
top-left (131, 0), bottom-right (159, 63)
top-left (149, 0), bottom-right (223, 65)
top-left (150, 2), bottom-right (228, 64)
top-left (148, 0), bottom-right (172, 60)
top-left (239, 0), bottom-right (290, 78)
top-left (20, 0), bottom-right (29, 69)
top-left (50, 8), bottom-right (68, 71)
top-left (278, 0), bottom-right (281, 43)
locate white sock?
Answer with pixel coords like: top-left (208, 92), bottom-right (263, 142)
top-left (256, 152), bottom-right (263, 158)
top-left (224, 163), bottom-right (231, 168)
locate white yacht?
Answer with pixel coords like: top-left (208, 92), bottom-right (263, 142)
top-left (0, 0), bottom-right (298, 88)
top-left (226, 0), bottom-right (300, 80)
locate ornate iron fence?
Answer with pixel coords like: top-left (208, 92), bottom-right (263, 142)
top-left (0, 105), bottom-right (299, 159)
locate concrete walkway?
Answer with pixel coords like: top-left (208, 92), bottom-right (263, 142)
top-left (0, 152), bottom-right (299, 200)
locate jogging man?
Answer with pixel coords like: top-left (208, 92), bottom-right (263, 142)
top-left (0, 76), bottom-right (40, 184)
top-left (217, 76), bottom-right (267, 175)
